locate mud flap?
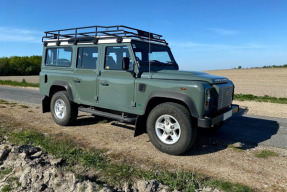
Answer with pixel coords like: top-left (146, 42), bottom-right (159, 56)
top-left (134, 116), bottom-right (147, 137)
top-left (42, 96), bottom-right (51, 113)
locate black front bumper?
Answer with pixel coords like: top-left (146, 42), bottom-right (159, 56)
top-left (197, 104), bottom-right (239, 128)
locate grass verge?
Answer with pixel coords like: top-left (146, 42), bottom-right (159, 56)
top-left (0, 168), bottom-right (12, 179)
top-left (227, 144), bottom-right (244, 152)
top-left (0, 79), bottom-right (39, 88)
top-left (19, 105), bottom-right (29, 108)
top-left (254, 150), bottom-right (279, 159)
top-left (1, 185), bottom-right (12, 192)
top-left (234, 94), bottom-right (287, 104)
top-left (0, 120), bottom-right (253, 192)
top-left (0, 100), bottom-right (17, 108)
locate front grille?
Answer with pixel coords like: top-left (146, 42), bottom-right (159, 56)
top-left (217, 86), bottom-right (233, 110)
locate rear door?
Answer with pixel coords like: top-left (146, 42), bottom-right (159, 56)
top-left (72, 46), bottom-right (99, 106)
top-left (97, 44), bottom-right (135, 113)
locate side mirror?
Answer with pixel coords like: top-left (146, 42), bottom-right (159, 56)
top-left (122, 57), bottom-right (130, 70)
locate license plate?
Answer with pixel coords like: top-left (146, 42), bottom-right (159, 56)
top-left (223, 110), bottom-right (232, 121)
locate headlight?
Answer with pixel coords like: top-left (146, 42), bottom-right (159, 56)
top-left (206, 89), bottom-right (211, 107)
top-left (232, 85), bottom-right (235, 100)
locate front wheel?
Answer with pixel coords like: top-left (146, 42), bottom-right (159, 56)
top-left (50, 91), bottom-right (78, 126)
top-left (147, 102), bottom-right (197, 155)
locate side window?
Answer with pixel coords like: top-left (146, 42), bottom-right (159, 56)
top-left (135, 52), bottom-right (142, 61)
top-left (104, 46), bottom-right (132, 70)
top-left (77, 47), bottom-right (98, 69)
top-left (45, 47), bottom-right (72, 67)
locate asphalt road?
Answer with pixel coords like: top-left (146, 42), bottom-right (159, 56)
top-left (0, 86), bottom-right (43, 105)
top-left (1, 86), bottom-right (287, 150)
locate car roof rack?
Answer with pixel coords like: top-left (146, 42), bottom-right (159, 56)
top-left (42, 25), bottom-right (168, 45)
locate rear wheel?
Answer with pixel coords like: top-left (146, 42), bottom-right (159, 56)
top-left (147, 102), bottom-right (197, 155)
top-left (50, 91), bottom-right (78, 126)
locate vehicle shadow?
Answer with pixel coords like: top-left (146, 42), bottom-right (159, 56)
top-left (72, 115), bottom-right (134, 131)
top-left (186, 107), bottom-right (280, 156)
top-left (110, 122), bottom-right (135, 131)
top-left (72, 115), bottom-right (113, 126)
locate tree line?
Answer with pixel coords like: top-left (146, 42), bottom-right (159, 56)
top-left (234, 64), bottom-right (287, 69)
top-left (261, 64), bottom-right (287, 68)
top-left (0, 56), bottom-right (41, 76)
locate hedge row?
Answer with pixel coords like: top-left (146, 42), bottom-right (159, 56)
top-left (0, 56), bottom-right (42, 76)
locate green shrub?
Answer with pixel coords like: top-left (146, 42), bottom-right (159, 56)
top-left (0, 56), bottom-right (41, 76)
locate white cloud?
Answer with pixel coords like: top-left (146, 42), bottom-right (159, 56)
top-left (208, 28), bottom-right (240, 35)
top-left (0, 27), bottom-right (41, 43)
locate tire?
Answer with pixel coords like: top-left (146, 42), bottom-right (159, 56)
top-left (147, 102), bottom-right (197, 155)
top-left (50, 91), bottom-right (78, 126)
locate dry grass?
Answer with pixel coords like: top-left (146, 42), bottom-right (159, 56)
top-left (205, 68), bottom-right (287, 98)
top-left (0, 76), bottom-right (39, 84)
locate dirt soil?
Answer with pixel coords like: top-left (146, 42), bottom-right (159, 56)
top-left (206, 68), bottom-right (287, 98)
top-left (0, 102), bottom-right (286, 192)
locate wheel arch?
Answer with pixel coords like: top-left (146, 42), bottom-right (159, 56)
top-left (49, 81), bottom-right (74, 101)
top-left (42, 81), bottom-right (74, 113)
top-left (134, 90), bottom-right (199, 137)
top-left (144, 90), bottom-right (199, 118)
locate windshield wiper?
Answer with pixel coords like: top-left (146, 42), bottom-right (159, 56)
top-left (149, 60), bottom-right (161, 63)
top-left (140, 61), bottom-right (176, 66)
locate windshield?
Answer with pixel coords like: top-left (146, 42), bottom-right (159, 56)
top-left (131, 41), bottom-right (176, 65)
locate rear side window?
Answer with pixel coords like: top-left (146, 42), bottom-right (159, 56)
top-left (45, 47), bottom-right (72, 67)
top-left (77, 47), bottom-right (98, 69)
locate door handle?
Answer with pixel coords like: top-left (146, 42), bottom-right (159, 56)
top-left (74, 79), bottom-right (81, 83)
top-left (101, 82), bottom-right (109, 86)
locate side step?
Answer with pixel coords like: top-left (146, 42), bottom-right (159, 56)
top-left (78, 107), bottom-right (137, 123)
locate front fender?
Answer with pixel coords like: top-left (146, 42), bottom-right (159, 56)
top-left (144, 90), bottom-right (199, 118)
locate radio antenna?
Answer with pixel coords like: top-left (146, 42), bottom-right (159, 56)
top-left (148, 22), bottom-right (151, 78)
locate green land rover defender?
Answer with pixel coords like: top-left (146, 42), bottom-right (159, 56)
top-left (40, 25), bottom-right (239, 155)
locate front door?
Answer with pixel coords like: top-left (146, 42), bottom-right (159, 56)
top-left (98, 45), bottom-right (135, 113)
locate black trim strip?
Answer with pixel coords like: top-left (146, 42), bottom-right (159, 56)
top-left (78, 107), bottom-right (137, 123)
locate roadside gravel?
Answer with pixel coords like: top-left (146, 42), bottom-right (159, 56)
top-left (234, 101), bottom-right (287, 119)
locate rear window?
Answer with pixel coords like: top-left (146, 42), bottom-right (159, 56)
top-left (77, 47), bottom-right (98, 69)
top-left (45, 47), bottom-right (72, 67)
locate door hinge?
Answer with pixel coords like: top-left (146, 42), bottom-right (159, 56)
top-left (131, 101), bottom-right (136, 107)
top-left (95, 96), bottom-right (99, 101)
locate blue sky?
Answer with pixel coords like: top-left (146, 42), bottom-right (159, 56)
top-left (0, 0), bottom-right (286, 71)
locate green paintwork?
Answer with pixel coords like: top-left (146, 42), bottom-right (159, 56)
top-left (141, 70), bottom-right (228, 84)
top-left (40, 41), bottom-right (234, 119)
